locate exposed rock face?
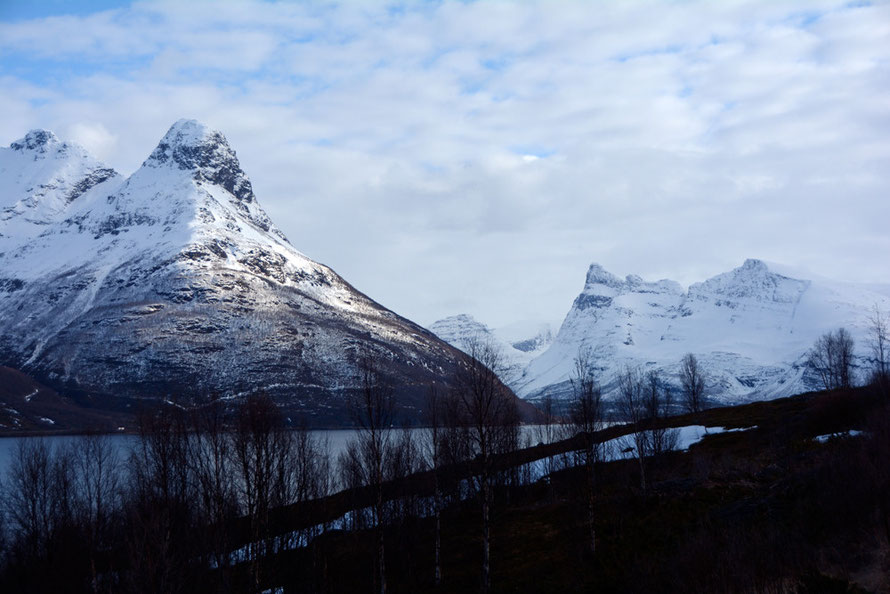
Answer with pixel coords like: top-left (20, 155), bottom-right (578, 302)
top-left (0, 120), bottom-right (473, 425)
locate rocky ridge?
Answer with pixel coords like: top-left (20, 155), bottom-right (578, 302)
top-left (438, 260), bottom-right (890, 405)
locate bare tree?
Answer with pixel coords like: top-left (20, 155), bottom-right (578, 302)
top-left (187, 398), bottom-right (237, 576)
top-left (868, 305), bottom-right (889, 396)
top-left (3, 440), bottom-right (54, 562)
top-left (423, 386), bottom-right (445, 587)
top-left (292, 424), bottom-right (327, 539)
top-left (536, 393), bottom-right (571, 480)
top-left (73, 433), bottom-right (121, 591)
top-left (680, 353), bottom-right (706, 414)
top-left (617, 366), bottom-right (648, 492)
top-left (386, 426), bottom-right (423, 523)
top-left (230, 394), bottom-right (296, 589)
top-left (644, 370), bottom-right (679, 458)
top-left (808, 327), bottom-right (856, 390)
top-left (455, 335), bottom-right (518, 594)
top-left (570, 348), bottom-right (604, 555)
top-left (535, 394), bottom-right (556, 446)
top-left (336, 440), bottom-right (368, 531)
top-left (1, 439), bottom-right (85, 590)
top-left (310, 438), bottom-right (334, 594)
top-left (125, 407), bottom-right (196, 594)
top-left (347, 352), bottom-right (395, 594)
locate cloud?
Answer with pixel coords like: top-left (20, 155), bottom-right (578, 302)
top-left (1, 0), bottom-right (888, 329)
top-left (66, 120), bottom-right (118, 160)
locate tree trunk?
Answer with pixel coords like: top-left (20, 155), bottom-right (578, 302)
top-left (434, 507), bottom-right (441, 586)
top-left (378, 524), bottom-right (386, 594)
top-left (637, 442), bottom-right (647, 492)
top-left (481, 479), bottom-right (491, 594)
top-left (882, 502), bottom-right (890, 547)
top-left (587, 458), bottom-right (596, 556)
top-left (377, 488), bottom-right (386, 594)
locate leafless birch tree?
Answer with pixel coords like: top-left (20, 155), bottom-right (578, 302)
top-left (455, 335), bottom-right (518, 594)
top-left (808, 327), bottom-right (856, 390)
top-left (570, 348), bottom-right (604, 555)
top-left (347, 353), bottom-right (395, 594)
top-left (680, 353), bottom-right (706, 414)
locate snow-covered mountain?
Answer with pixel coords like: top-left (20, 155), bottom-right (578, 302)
top-left (0, 120), bottom-right (473, 425)
top-left (0, 130), bottom-right (120, 255)
top-left (514, 260), bottom-right (890, 404)
top-left (429, 314), bottom-right (553, 385)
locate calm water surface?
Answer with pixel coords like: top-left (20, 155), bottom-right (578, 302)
top-left (0, 426), bottom-right (554, 482)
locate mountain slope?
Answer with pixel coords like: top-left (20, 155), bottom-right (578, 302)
top-left (0, 120), bottom-right (474, 425)
top-left (0, 366), bottom-right (134, 434)
top-left (429, 314), bottom-right (552, 385)
top-left (509, 260), bottom-right (889, 404)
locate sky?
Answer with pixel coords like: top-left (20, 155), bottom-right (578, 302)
top-left (1, 0), bottom-right (888, 331)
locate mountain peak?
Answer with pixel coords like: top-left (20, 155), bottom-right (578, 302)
top-left (741, 258), bottom-right (769, 273)
top-left (447, 313), bottom-right (480, 325)
top-left (585, 263), bottom-right (623, 288)
top-left (430, 314), bottom-right (488, 333)
top-left (429, 314), bottom-right (493, 349)
top-left (0, 122), bottom-right (475, 425)
top-left (10, 129), bottom-right (61, 153)
top-left (688, 258), bottom-right (809, 307)
top-left (146, 119), bottom-right (230, 166)
top-left (166, 118), bottom-right (213, 141)
top-left (144, 119), bottom-right (255, 204)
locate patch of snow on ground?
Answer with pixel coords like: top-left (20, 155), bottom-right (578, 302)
top-left (813, 429), bottom-right (863, 443)
top-left (599, 425), bottom-right (756, 461)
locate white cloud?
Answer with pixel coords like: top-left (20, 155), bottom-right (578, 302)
top-left (1, 0), bottom-right (888, 328)
top-left (65, 121), bottom-right (118, 160)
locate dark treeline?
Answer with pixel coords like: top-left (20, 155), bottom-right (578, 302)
top-left (1, 338), bottom-right (889, 593)
top-left (0, 343), bottom-right (530, 593)
top-left (0, 394), bottom-right (336, 593)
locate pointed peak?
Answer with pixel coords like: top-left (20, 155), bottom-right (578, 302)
top-left (11, 129), bottom-right (61, 153)
top-left (143, 119), bottom-right (256, 205)
top-left (146, 119), bottom-right (231, 166)
top-left (585, 263), bottom-right (623, 287)
top-left (741, 258), bottom-right (769, 272)
top-left (162, 118), bottom-right (217, 147)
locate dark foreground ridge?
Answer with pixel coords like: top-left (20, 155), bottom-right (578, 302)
top-left (223, 387), bottom-right (890, 593)
top-left (1, 384), bottom-right (887, 592)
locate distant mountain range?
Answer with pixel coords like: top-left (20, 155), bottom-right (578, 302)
top-left (432, 259), bottom-right (890, 405)
top-left (4, 121), bottom-right (887, 430)
top-left (428, 315), bottom-right (553, 385)
top-left (0, 121), bottom-right (479, 426)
